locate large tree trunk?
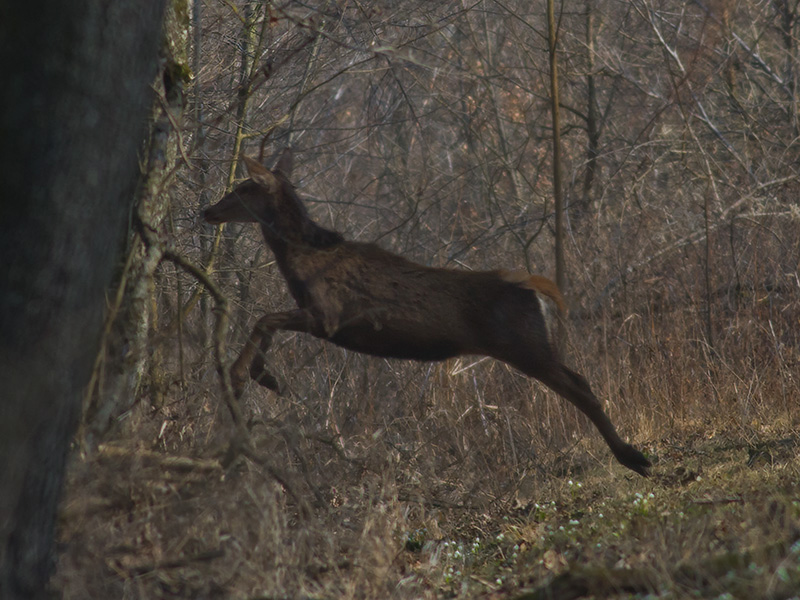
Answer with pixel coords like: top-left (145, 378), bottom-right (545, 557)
top-left (0, 3), bottom-right (165, 598)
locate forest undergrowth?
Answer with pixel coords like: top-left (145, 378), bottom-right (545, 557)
top-left (27, 0), bottom-right (800, 596)
top-left (54, 277), bottom-right (800, 599)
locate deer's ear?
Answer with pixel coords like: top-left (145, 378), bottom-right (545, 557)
top-left (273, 147), bottom-right (293, 178)
top-left (243, 156), bottom-right (279, 192)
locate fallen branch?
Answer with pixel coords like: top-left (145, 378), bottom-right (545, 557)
top-left (97, 443), bottom-right (223, 472)
top-left (124, 547), bottom-right (225, 576)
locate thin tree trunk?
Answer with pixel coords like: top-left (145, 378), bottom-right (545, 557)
top-left (194, 0), bottom-right (212, 349)
top-left (582, 0), bottom-right (599, 213)
top-left (83, 0), bottom-right (189, 443)
top-left (547, 0), bottom-right (567, 342)
top-left (704, 187), bottom-right (714, 351)
top-left (219, 2), bottom-right (265, 327)
top-left (170, 2), bottom-right (271, 331)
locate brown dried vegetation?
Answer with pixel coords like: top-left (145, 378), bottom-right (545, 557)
top-left (55, 0), bottom-right (800, 598)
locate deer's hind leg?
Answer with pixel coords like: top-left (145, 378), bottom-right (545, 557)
top-left (230, 309), bottom-right (322, 397)
top-left (531, 362), bottom-right (650, 476)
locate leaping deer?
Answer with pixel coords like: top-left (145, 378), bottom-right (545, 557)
top-left (203, 150), bottom-right (650, 476)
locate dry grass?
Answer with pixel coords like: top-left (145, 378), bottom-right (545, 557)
top-left (53, 268), bottom-right (800, 598)
top-left (42, 0), bottom-right (800, 593)
top-left (53, 160), bottom-right (800, 598)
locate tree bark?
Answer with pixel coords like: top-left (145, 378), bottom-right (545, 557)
top-left (83, 0), bottom-right (190, 441)
top-left (582, 0), bottom-right (599, 212)
top-left (0, 2), bottom-right (165, 597)
top-left (547, 0), bottom-right (566, 344)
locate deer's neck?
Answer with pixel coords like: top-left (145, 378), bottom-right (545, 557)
top-left (258, 216), bottom-right (344, 301)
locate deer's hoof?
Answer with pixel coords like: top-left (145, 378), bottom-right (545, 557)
top-left (250, 363), bottom-right (281, 393)
top-left (617, 444), bottom-right (651, 477)
top-left (254, 372), bottom-right (281, 392)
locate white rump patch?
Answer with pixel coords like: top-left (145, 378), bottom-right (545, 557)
top-left (536, 292), bottom-right (559, 347)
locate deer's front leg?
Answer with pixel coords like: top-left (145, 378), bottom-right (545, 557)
top-left (230, 309), bottom-right (321, 397)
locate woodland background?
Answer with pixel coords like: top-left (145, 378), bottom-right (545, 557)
top-left (55, 0), bottom-right (799, 598)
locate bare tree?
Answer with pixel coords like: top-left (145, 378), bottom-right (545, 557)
top-left (83, 0), bottom-right (190, 441)
top-left (548, 0), bottom-right (567, 340)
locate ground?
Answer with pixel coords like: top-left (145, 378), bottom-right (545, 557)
top-left (53, 413), bottom-right (800, 599)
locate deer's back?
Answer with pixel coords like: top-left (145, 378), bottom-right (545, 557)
top-left (282, 241), bottom-right (552, 361)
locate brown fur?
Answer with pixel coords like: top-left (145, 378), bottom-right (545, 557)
top-left (499, 270), bottom-right (567, 314)
top-left (202, 150), bottom-right (650, 476)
